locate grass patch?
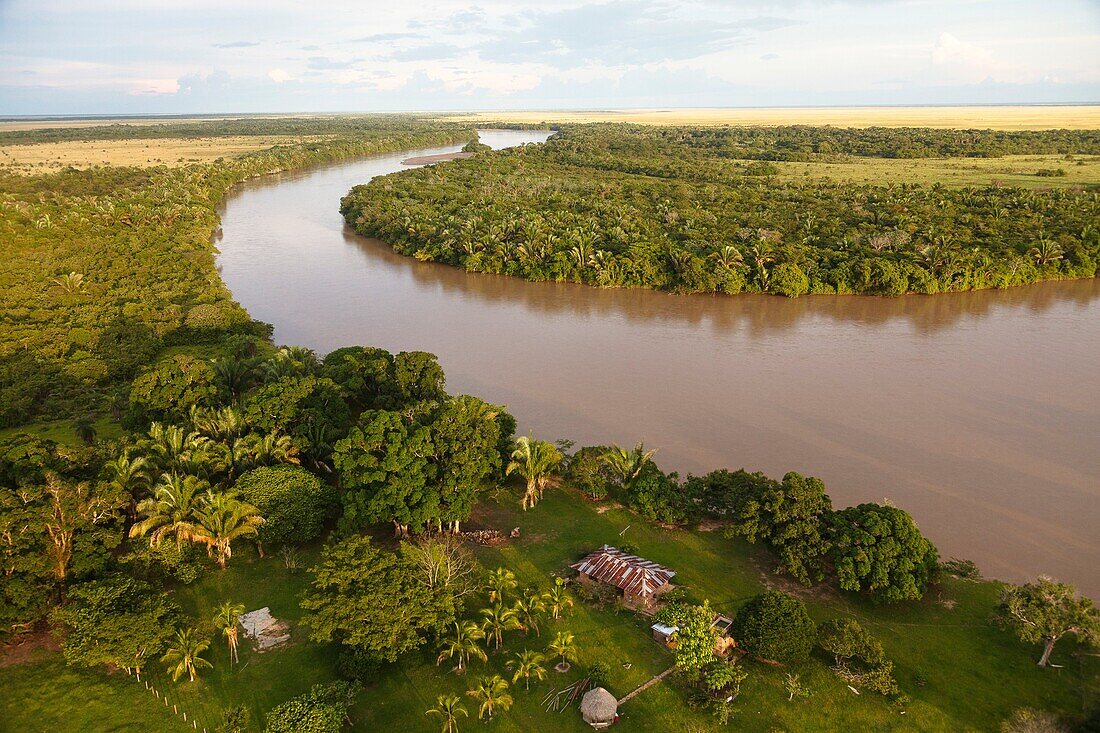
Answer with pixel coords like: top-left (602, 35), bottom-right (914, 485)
top-left (1, 488), bottom-right (1096, 732)
top-left (0, 416), bottom-right (124, 446)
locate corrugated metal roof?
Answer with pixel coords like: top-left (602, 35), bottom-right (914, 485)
top-left (570, 545), bottom-right (675, 598)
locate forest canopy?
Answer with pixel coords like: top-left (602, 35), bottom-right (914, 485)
top-left (342, 123), bottom-right (1100, 299)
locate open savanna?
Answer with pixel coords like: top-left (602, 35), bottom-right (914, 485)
top-left (770, 153), bottom-right (1100, 188)
top-left (0, 135), bottom-right (333, 172)
top-left (2, 488), bottom-right (1096, 733)
top-left (447, 105), bottom-right (1100, 130)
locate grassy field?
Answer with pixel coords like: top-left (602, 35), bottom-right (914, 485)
top-left (2, 488), bottom-right (1096, 732)
top-left (0, 135), bottom-right (333, 173)
top-left (771, 153), bottom-right (1100, 189)
top-left (448, 105), bottom-right (1100, 130)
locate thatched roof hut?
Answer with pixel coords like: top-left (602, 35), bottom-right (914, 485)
top-left (580, 686), bottom-right (618, 729)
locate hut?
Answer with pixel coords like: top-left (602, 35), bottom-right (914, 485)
top-left (580, 686), bottom-right (619, 729)
top-left (570, 545), bottom-right (675, 609)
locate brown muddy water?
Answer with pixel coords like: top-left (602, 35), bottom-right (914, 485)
top-left (216, 129), bottom-right (1100, 596)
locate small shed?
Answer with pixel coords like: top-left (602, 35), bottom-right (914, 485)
top-left (238, 607), bottom-right (290, 651)
top-left (650, 622), bottom-right (678, 645)
top-left (580, 686), bottom-right (619, 729)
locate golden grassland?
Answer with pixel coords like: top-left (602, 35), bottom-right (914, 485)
top-left (0, 135), bottom-right (333, 172)
top-left (0, 114), bottom-right (309, 133)
top-left (773, 153), bottom-right (1100, 188)
top-left (446, 105), bottom-right (1100, 130)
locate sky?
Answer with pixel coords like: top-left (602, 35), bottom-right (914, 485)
top-left (0, 0), bottom-right (1098, 115)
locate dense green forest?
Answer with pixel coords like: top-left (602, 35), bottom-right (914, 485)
top-left (1, 119), bottom-right (1098, 732)
top-left (0, 119), bottom-right (475, 427)
top-left (342, 124), bottom-right (1100, 297)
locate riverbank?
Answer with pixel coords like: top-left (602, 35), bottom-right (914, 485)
top-left (402, 151), bottom-right (473, 165)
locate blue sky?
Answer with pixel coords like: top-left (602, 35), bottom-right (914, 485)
top-left (1, 0), bottom-right (1097, 115)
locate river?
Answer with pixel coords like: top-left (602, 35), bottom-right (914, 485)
top-left (215, 129), bottom-right (1100, 596)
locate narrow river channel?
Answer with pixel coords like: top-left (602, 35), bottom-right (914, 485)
top-left (215, 129), bottom-right (1100, 596)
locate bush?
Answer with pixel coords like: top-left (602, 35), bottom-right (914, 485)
top-left (236, 465), bottom-right (336, 549)
top-left (336, 646), bottom-right (384, 682)
top-left (586, 660), bottom-right (611, 689)
top-left (567, 446), bottom-right (614, 500)
top-left (733, 591), bottom-right (816, 664)
top-left (265, 682), bottom-right (354, 733)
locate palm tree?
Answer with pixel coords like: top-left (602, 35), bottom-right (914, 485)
top-left (1028, 237), bottom-right (1064, 266)
top-left (466, 675), bottom-right (513, 720)
top-left (542, 578), bottom-right (575, 621)
top-left (506, 436), bottom-right (563, 511)
top-left (53, 271), bottom-right (85, 292)
top-left (213, 600), bottom-right (246, 664)
top-left (507, 650), bottom-right (547, 691)
top-left (426, 694), bottom-right (468, 733)
top-left (193, 492), bottom-right (264, 569)
top-left (547, 631), bottom-right (578, 672)
top-left (486, 567), bottom-right (517, 603)
top-left (481, 602), bottom-right (521, 650)
top-left (129, 473), bottom-right (207, 549)
top-left (103, 453), bottom-right (152, 504)
top-left (602, 442), bottom-right (657, 492)
top-left (161, 627), bottom-right (213, 683)
top-left (513, 589), bottom-right (546, 637)
top-left (436, 621), bottom-right (488, 673)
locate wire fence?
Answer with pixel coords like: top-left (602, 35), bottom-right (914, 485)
top-left (123, 664), bottom-right (223, 733)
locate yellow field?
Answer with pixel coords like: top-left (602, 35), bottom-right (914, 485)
top-left (0, 115), bottom-right (307, 133)
top-left (448, 105), bottom-right (1100, 130)
top-left (0, 135), bottom-right (330, 172)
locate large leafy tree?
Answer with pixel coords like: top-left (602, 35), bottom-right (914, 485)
top-left (733, 591), bottom-right (816, 664)
top-left (732, 471), bottom-right (833, 585)
top-left (656, 600), bottom-right (721, 676)
top-left (333, 410), bottom-right (434, 536)
top-left (392, 351), bottom-right (447, 403)
top-left (50, 575), bottom-right (180, 676)
top-left (828, 503), bottom-right (939, 603)
top-left (243, 376), bottom-right (351, 458)
top-left (126, 355), bottom-right (219, 426)
top-left (301, 536), bottom-right (456, 663)
top-left (427, 396), bottom-right (505, 533)
top-left (506, 436), bottom-right (562, 511)
top-left (321, 346), bottom-right (399, 411)
top-left (998, 576), bottom-right (1100, 668)
top-left (235, 465), bottom-right (335, 550)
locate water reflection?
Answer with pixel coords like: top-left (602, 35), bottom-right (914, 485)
top-left (345, 230), bottom-right (1100, 335)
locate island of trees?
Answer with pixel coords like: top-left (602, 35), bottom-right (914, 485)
top-left (342, 124), bottom-right (1100, 297)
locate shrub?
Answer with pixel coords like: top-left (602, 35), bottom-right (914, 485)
top-left (127, 355), bottom-right (218, 425)
top-left (733, 591), bottom-right (816, 664)
top-left (265, 682), bottom-right (354, 733)
top-left (236, 465), bottom-right (336, 549)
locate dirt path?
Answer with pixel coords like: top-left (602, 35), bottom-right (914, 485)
top-left (617, 666), bottom-right (675, 705)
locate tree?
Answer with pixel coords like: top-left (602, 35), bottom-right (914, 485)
top-left (332, 410), bottom-right (433, 537)
top-left (401, 536), bottom-right (481, 601)
top-left (828, 503), bottom-right (939, 603)
top-left (161, 627), bottom-right (213, 683)
top-left (236, 465), bottom-right (335, 551)
top-left (40, 472), bottom-right (125, 597)
top-left (733, 591), bottom-right (816, 664)
top-left (127, 355), bottom-right (219, 425)
top-left (506, 436), bottom-right (562, 510)
top-left (265, 682), bottom-right (354, 733)
top-left (481, 602), bottom-right (521, 650)
top-left (547, 630), bottom-right (578, 671)
top-left (50, 575), bottom-right (179, 677)
top-left (129, 473), bottom-right (209, 549)
top-left (702, 658), bottom-right (747, 698)
top-left (513, 588), bottom-right (546, 636)
top-left (729, 471), bottom-right (833, 585)
top-left (392, 350), bottom-right (447, 403)
top-left (487, 567), bottom-right (517, 603)
top-left (301, 536), bottom-right (455, 663)
top-left (437, 621), bottom-right (488, 673)
top-left (817, 618), bottom-right (898, 695)
top-left (426, 694), bottom-right (468, 733)
top-left (243, 376), bottom-right (351, 459)
top-left (213, 600), bottom-right (246, 664)
top-left (72, 417), bottom-right (96, 445)
top-left (507, 649), bottom-right (547, 690)
top-left (321, 346), bottom-right (399, 411)
top-left (427, 396), bottom-right (505, 533)
top-left (542, 578), bottom-right (574, 620)
top-left (602, 442), bottom-right (657, 493)
top-left (1000, 708), bottom-right (1070, 733)
top-left (193, 491), bottom-right (264, 569)
top-left (466, 675), bottom-right (513, 720)
top-left (656, 601), bottom-right (720, 676)
top-left (998, 576), bottom-right (1100, 668)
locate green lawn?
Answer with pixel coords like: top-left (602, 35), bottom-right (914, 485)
top-left (2, 488), bottom-right (1096, 732)
top-left (0, 416), bottom-right (124, 447)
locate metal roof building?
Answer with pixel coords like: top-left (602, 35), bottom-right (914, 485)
top-left (570, 545), bottom-right (675, 606)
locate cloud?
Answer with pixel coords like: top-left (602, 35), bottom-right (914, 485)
top-left (760, 53), bottom-right (779, 61)
top-left (212, 40), bottom-right (260, 49)
top-left (267, 68), bottom-right (294, 83)
top-left (930, 32), bottom-right (1031, 84)
top-left (306, 56), bottom-right (361, 70)
top-left (351, 32), bottom-right (425, 43)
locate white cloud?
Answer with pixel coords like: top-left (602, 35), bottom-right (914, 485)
top-left (267, 68), bottom-right (294, 83)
